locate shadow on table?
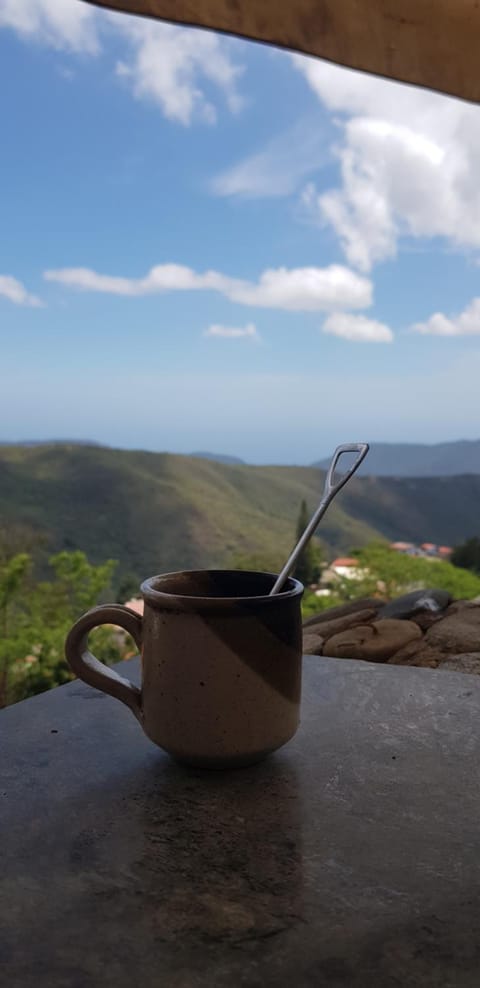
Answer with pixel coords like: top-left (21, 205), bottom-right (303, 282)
top-left (0, 748), bottom-right (305, 948)
top-left (112, 752), bottom-right (306, 945)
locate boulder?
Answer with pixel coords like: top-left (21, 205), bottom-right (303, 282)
top-left (325, 618), bottom-right (422, 663)
top-left (425, 605), bottom-right (480, 654)
top-left (388, 641), bottom-right (443, 668)
top-left (444, 600), bottom-right (475, 616)
top-left (302, 632), bottom-right (324, 656)
top-left (411, 611), bottom-right (444, 633)
top-left (302, 597), bottom-right (383, 629)
top-left (302, 608), bottom-right (376, 644)
top-left (377, 588), bottom-right (451, 621)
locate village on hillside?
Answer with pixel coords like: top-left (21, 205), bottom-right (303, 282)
top-left (313, 541), bottom-right (453, 598)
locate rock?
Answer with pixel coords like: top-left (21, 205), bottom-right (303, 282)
top-left (302, 608), bottom-right (376, 644)
top-left (302, 597), bottom-right (383, 629)
top-left (377, 588), bottom-right (451, 621)
top-left (411, 611), bottom-right (444, 633)
top-left (325, 619), bottom-right (422, 663)
top-left (388, 641), bottom-right (443, 669)
top-left (302, 632), bottom-right (324, 656)
top-left (425, 606), bottom-right (480, 654)
top-left (444, 600), bottom-right (475, 616)
top-left (438, 653), bottom-right (480, 675)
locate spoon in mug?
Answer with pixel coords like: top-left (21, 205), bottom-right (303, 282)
top-left (270, 442), bottom-right (369, 595)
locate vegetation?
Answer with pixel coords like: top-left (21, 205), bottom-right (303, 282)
top-left (0, 547), bottom-right (134, 709)
top-left (293, 499), bottom-right (323, 586)
top-left (451, 536), bottom-right (480, 575)
top-left (231, 500), bottom-right (324, 586)
top-left (352, 543), bottom-right (480, 599)
top-left (302, 542), bottom-right (480, 620)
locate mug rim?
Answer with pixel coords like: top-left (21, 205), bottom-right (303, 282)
top-left (140, 569), bottom-right (303, 609)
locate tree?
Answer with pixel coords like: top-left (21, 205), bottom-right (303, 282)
top-left (451, 536), bottom-right (480, 575)
top-left (0, 549), bottom-right (126, 708)
top-left (0, 523), bottom-right (47, 566)
top-left (117, 573), bottom-right (142, 602)
top-left (0, 553), bottom-right (31, 707)
top-left (293, 500), bottom-right (322, 587)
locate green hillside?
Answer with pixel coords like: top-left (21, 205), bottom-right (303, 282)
top-left (0, 443), bottom-right (479, 591)
top-left (339, 473), bottom-right (480, 546)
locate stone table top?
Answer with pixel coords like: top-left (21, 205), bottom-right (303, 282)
top-left (1, 656), bottom-right (480, 987)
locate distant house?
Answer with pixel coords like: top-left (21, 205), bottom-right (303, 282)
top-left (331, 557), bottom-right (357, 575)
top-left (390, 541), bottom-right (424, 556)
top-left (315, 557), bottom-right (369, 597)
top-left (421, 542), bottom-right (444, 558)
top-left (330, 558), bottom-right (362, 579)
top-left (390, 541), bottom-right (452, 560)
top-left (124, 597), bottom-right (144, 615)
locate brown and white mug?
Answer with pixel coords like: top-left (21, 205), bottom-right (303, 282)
top-left (65, 569), bottom-right (304, 769)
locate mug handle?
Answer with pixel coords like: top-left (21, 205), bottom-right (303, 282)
top-left (65, 604), bottom-right (143, 721)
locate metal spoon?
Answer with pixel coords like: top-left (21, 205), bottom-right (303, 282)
top-left (270, 442), bottom-right (369, 595)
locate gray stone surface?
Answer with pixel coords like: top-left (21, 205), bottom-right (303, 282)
top-left (1, 657), bottom-right (480, 987)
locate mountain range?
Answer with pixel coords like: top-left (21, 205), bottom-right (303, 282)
top-left (3, 439), bottom-right (480, 476)
top-left (314, 440), bottom-right (480, 477)
top-left (188, 451), bottom-right (245, 465)
top-left (0, 443), bottom-right (479, 591)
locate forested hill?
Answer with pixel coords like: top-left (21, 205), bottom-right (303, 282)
top-left (1, 443), bottom-right (479, 588)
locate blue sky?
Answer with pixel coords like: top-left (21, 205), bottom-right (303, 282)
top-left (2, 2), bottom-right (480, 463)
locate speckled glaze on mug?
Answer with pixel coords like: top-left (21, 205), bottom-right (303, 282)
top-left (65, 570), bottom-right (304, 768)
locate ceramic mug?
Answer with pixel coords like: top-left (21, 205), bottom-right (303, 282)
top-left (65, 569), bottom-right (304, 768)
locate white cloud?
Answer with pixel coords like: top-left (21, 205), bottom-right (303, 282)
top-left (322, 312), bottom-right (393, 343)
top-left (0, 1), bottom-right (242, 125)
top-left (212, 117), bottom-right (327, 198)
top-left (45, 261), bottom-right (372, 312)
top-left (294, 56), bottom-right (480, 271)
top-left (0, 0), bottom-right (99, 53)
top-left (0, 275), bottom-right (42, 307)
top-left (412, 297), bottom-right (480, 336)
top-left (204, 322), bottom-right (258, 340)
top-left (232, 265), bottom-right (371, 311)
top-left (111, 17), bottom-right (243, 125)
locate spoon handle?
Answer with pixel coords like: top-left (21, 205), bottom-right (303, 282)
top-left (269, 442), bottom-right (369, 595)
